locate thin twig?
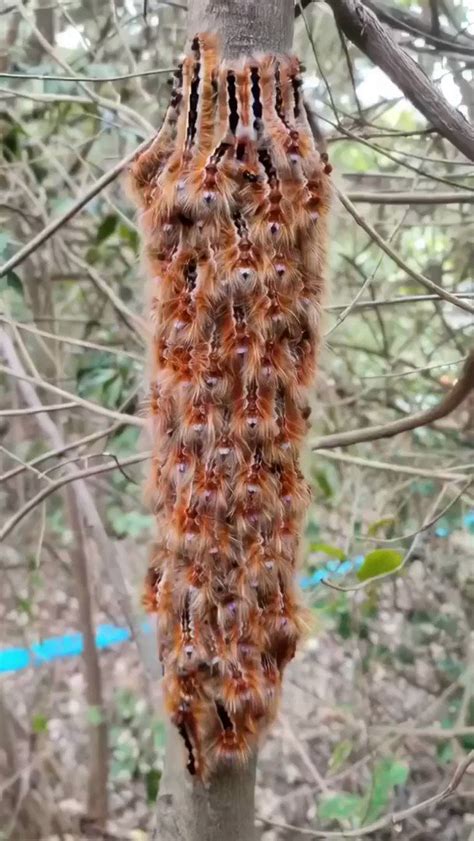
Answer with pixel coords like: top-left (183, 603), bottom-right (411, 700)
top-left (0, 401), bottom-right (77, 417)
top-left (359, 479), bottom-right (472, 544)
top-left (313, 348), bottom-right (474, 449)
top-left (0, 421), bottom-right (125, 484)
top-left (258, 751), bottom-right (474, 838)
top-left (315, 450), bottom-right (470, 482)
top-left (347, 190), bottom-right (474, 204)
top-left (0, 137), bottom-right (153, 278)
top-left (322, 482), bottom-right (449, 591)
top-left (326, 292), bottom-right (474, 312)
top-left (325, 0), bottom-right (474, 160)
top-left (0, 68), bottom-right (174, 82)
top-left (372, 725), bottom-right (474, 739)
top-left (0, 363), bottom-right (145, 428)
top-left (0, 452), bottom-right (150, 542)
top-left (15, 3), bottom-right (155, 134)
top-left (0, 316), bottom-right (143, 360)
top-left (336, 188), bottom-right (474, 314)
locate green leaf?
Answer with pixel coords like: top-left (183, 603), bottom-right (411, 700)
top-left (436, 657), bottom-right (463, 680)
top-left (310, 543), bottom-right (346, 562)
top-left (118, 222), bottom-right (139, 251)
top-left (104, 373), bottom-right (124, 407)
top-left (96, 214), bottom-right (118, 243)
top-left (305, 519), bottom-right (320, 538)
top-left (437, 741), bottom-right (454, 764)
top-left (367, 517), bottom-right (396, 537)
top-left (17, 597), bottom-right (32, 616)
top-left (108, 507), bottom-right (154, 538)
top-left (395, 644), bottom-right (415, 665)
top-left (152, 720), bottom-right (166, 750)
top-left (2, 123), bottom-right (25, 159)
top-left (51, 197), bottom-right (75, 216)
top-left (412, 480), bottom-right (435, 497)
top-left (31, 713), bottom-right (48, 734)
top-left (337, 610), bottom-right (352, 640)
top-left (87, 705), bottom-right (105, 726)
top-left (4, 271), bottom-right (24, 297)
top-left (357, 549), bottom-right (403, 582)
top-left (109, 426), bottom-right (140, 455)
top-left (80, 367), bottom-right (116, 386)
top-left (328, 739), bottom-right (353, 773)
top-left (146, 768), bottom-right (161, 803)
top-left (319, 793), bottom-right (363, 825)
top-left (363, 758), bottom-right (409, 824)
top-left (312, 469), bottom-right (333, 499)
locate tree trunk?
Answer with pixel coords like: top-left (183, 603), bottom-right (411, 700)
top-left (65, 487), bottom-right (108, 831)
top-left (153, 3), bottom-right (294, 840)
top-left (186, 0), bottom-right (294, 57)
top-left (155, 728), bottom-right (258, 841)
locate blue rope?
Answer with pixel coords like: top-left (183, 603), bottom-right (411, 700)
top-left (2, 512), bottom-right (472, 675)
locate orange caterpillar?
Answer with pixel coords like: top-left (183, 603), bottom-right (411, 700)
top-left (129, 33), bottom-right (332, 778)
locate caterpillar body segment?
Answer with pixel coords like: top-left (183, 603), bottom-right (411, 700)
top-left (130, 33), bottom-right (331, 779)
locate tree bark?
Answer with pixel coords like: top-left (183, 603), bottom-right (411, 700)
top-left (153, 3), bottom-right (294, 840)
top-left (187, 0), bottom-right (294, 57)
top-left (65, 487), bottom-right (108, 831)
top-left (155, 728), bottom-right (258, 841)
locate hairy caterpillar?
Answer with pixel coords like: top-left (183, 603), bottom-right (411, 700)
top-left (129, 32), bottom-right (331, 779)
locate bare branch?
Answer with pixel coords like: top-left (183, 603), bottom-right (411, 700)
top-left (15, 3), bottom-right (155, 134)
top-left (363, 0), bottom-right (474, 56)
top-left (63, 249), bottom-right (146, 338)
top-left (347, 190), bottom-right (474, 204)
top-left (0, 137), bottom-right (153, 278)
top-left (0, 68), bottom-right (174, 83)
top-left (0, 452), bottom-right (150, 542)
top-left (0, 316), bottom-right (143, 360)
top-left (0, 329), bottom-right (160, 683)
top-left (0, 362), bottom-right (145, 428)
top-left (324, 0), bottom-right (474, 161)
top-left (0, 423), bottom-right (125, 484)
top-left (326, 293), bottom-right (474, 312)
top-left (336, 187), bottom-right (474, 314)
top-left (314, 348), bottom-right (474, 449)
top-left (314, 450), bottom-right (470, 482)
top-left (0, 401), bottom-right (76, 417)
top-left (258, 750), bottom-right (474, 837)
top-left (372, 725), bottom-right (474, 739)
top-left (360, 479), bottom-right (472, 544)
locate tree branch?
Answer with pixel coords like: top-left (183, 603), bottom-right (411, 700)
top-left (326, 293), bottom-right (474, 311)
top-left (0, 68), bottom-right (174, 82)
top-left (346, 190), bottom-right (474, 204)
top-left (0, 361), bottom-right (145, 427)
top-left (258, 750), bottom-right (474, 837)
top-left (0, 401), bottom-right (77, 417)
top-left (0, 137), bottom-right (153, 278)
top-left (336, 188), bottom-right (474, 314)
top-left (313, 348), bottom-right (474, 449)
top-left (0, 452), bottom-right (150, 543)
top-left (313, 450), bottom-right (470, 482)
top-left (296, 0), bottom-right (474, 58)
top-left (323, 0), bottom-right (474, 161)
top-left (363, 0), bottom-right (474, 56)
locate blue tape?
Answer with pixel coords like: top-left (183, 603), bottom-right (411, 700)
top-left (1, 510), bottom-right (471, 676)
top-left (0, 554), bottom-right (364, 674)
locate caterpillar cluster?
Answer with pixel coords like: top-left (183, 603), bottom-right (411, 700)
top-left (129, 32), bottom-right (331, 779)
